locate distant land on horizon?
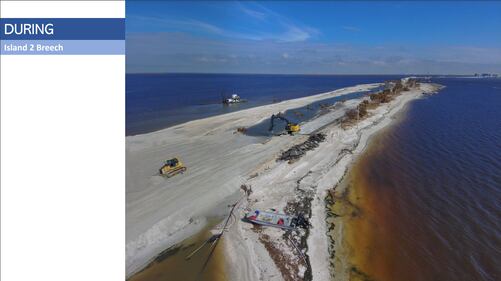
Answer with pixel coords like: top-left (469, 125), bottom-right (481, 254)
top-left (126, 72), bottom-right (500, 77)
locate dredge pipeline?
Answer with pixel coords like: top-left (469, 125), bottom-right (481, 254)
top-left (194, 195), bottom-right (246, 281)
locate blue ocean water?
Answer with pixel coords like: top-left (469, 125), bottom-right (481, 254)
top-left (126, 74), bottom-right (404, 135)
top-left (346, 77), bottom-right (501, 281)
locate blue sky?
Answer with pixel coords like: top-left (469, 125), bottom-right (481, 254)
top-left (126, 1), bottom-right (501, 74)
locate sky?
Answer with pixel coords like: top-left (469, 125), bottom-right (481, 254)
top-left (126, 1), bottom-right (501, 74)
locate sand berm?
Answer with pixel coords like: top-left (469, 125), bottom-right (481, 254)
top-left (126, 80), bottom-right (441, 280)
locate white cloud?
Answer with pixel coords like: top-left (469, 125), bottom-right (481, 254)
top-left (238, 4), bottom-right (267, 20)
top-left (129, 3), bottom-right (320, 43)
top-left (126, 32), bottom-right (501, 74)
top-left (128, 15), bottom-right (262, 40)
top-left (280, 24), bottom-right (318, 42)
top-left (236, 2), bottom-right (320, 42)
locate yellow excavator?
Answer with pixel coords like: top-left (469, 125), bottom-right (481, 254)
top-left (159, 157), bottom-right (187, 178)
top-left (269, 113), bottom-right (300, 135)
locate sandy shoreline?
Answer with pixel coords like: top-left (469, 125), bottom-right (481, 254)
top-left (126, 80), bottom-right (441, 279)
top-left (327, 83), bottom-right (442, 281)
top-left (126, 83), bottom-right (380, 277)
top-left (222, 81), bottom-right (442, 281)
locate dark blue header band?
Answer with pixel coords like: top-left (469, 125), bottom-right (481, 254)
top-left (0, 18), bottom-right (125, 40)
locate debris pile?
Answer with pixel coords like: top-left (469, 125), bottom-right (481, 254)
top-left (357, 100), bottom-right (369, 117)
top-left (278, 133), bottom-right (326, 163)
top-left (342, 78), bottom-right (420, 127)
top-left (369, 89), bottom-right (393, 104)
top-left (240, 184), bottom-right (253, 196)
top-left (235, 127), bottom-right (247, 134)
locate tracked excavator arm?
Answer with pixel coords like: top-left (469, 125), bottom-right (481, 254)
top-left (269, 114), bottom-right (300, 134)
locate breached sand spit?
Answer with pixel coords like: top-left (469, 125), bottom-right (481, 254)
top-left (223, 82), bottom-right (442, 281)
top-left (126, 83), bottom-right (380, 277)
top-left (126, 81), bottom-right (441, 279)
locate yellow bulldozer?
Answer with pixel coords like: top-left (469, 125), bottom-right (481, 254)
top-left (159, 157), bottom-right (187, 178)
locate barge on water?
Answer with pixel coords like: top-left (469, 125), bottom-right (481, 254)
top-left (222, 94), bottom-right (246, 105)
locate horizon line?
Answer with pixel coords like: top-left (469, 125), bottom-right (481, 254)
top-left (125, 72), bottom-right (489, 76)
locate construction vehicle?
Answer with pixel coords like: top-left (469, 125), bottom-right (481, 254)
top-left (269, 113), bottom-right (300, 135)
top-left (159, 157), bottom-right (187, 178)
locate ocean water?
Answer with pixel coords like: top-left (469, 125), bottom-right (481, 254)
top-left (126, 74), bottom-right (404, 135)
top-left (335, 78), bottom-right (501, 281)
top-left (244, 89), bottom-right (374, 137)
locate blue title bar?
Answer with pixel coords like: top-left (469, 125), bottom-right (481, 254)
top-left (0, 18), bottom-right (125, 40)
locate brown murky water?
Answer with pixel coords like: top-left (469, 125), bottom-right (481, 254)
top-left (336, 133), bottom-right (407, 281)
top-left (331, 79), bottom-right (501, 281)
top-left (129, 223), bottom-right (227, 281)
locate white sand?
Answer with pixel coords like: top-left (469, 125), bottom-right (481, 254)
top-left (126, 80), bottom-right (440, 279)
top-left (125, 83), bottom-right (380, 277)
top-left (223, 82), bottom-right (441, 281)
